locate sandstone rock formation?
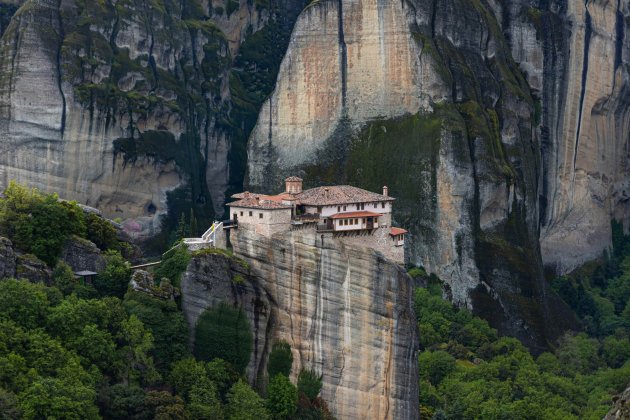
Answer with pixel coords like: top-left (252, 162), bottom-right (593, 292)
top-left (15, 253), bottom-right (51, 284)
top-left (0, 0), bottom-right (305, 240)
top-left (61, 235), bottom-right (106, 273)
top-left (244, 0), bottom-right (627, 350)
top-left (0, 0), bottom-right (627, 350)
top-left (605, 383), bottom-right (630, 420)
top-left (181, 226), bottom-right (419, 420)
top-left (0, 236), bottom-right (16, 278)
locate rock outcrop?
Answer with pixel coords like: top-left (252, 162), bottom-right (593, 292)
top-left (61, 235), bottom-right (106, 273)
top-left (0, 0), bottom-right (627, 351)
top-left (0, 236), bottom-right (16, 278)
top-left (181, 226), bottom-right (419, 420)
top-left (15, 253), bottom-right (51, 284)
top-left (0, 0), bottom-right (305, 239)
top-left (605, 383), bottom-right (630, 420)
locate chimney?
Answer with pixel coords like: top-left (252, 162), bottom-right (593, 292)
top-left (383, 186), bottom-right (388, 197)
top-left (324, 187), bottom-right (329, 198)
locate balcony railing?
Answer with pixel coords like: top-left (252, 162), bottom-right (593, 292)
top-left (292, 213), bottom-right (321, 222)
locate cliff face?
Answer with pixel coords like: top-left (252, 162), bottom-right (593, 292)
top-left (181, 226), bottom-right (419, 420)
top-left (0, 0), bottom-right (305, 240)
top-left (499, 1), bottom-right (630, 274)
top-left (245, 0), bottom-right (628, 350)
top-left (0, 0), bottom-right (628, 349)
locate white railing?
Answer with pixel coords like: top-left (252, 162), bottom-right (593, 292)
top-left (183, 221), bottom-right (223, 249)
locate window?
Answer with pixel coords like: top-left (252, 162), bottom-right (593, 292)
top-left (337, 206), bottom-right (341, 212)
top-left (317, 206), bottom-right (322, 213)
top-left (344, 219), bottom-right (348, 225)
top-left (382, 202), bottom-right (385, 208)
top-left (249, 211), bottom-right (253, 217)
top-left (355, 218), bottom-right (358, 224)
top-left (233, 213), bottom-right (237, 219)
top-left (240, 211), bottom-right (243, 216)
top-left (374, 203), bottom-right (377, 208)
top-left (343, 206), bottom-right (347, 211)
top-left (259, 213), bottom-right (263, 219)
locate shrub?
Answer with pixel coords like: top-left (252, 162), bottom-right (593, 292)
top-left (194, 303), bottom-right (253, 374)
top-left (267, 341), bottom-right (293, 378)
top-left (153, 245), bottom-right (191, 287)
top-left (297, 369), bottom-right (322, 401)
top-left (267, 374), bottom-right (297, 419)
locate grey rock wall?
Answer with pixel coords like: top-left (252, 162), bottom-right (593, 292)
top-left (181, 226), bottom-right (419, 420)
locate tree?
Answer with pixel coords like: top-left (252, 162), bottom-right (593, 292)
top-left (144, 391), bottom-right (188, 420)
top-left (94, 250), bottom-right (132, 298)
top-left (153, 245), bottom-right (191, 287)
top-left (0, 279), bottom-right (51, 329)
top-left (225, 379), bottom-right (269, 420)
top-left (169, 358), bottom-right (210, 399)
top-left (99, 384), bottom-right (148, 420)
top-left (52, 261), bottom-right (79, 296)
top-left (124, 291), bottom-right (189, 373)
top-left (418, 351), bottom-right (456, 385)
top-left (86, 212), bottom-right (119, 251)
top-left (119, 315), bottom-right (160, 385)
top-left (267, 374), bottom-right (297, 419)
top-left (297, 369), bottom-right (322, 401)
top-left (556, 333), bottom-right (603, 375)
top-left (194, 303), bottom-right (253, 374)
top-left (18, 377), bottom-right (99, 420)
top-left (188, 383), bottom-right (223, 419)
top-left (267, 341), bottom-right (293, 378)
top-left (0, 388), bottom-right (21, 419)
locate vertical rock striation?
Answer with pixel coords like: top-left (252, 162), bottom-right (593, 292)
top-left (0, 0), bottom-right (305, 240)
top-left (181, 226), bottom-right (419, 420)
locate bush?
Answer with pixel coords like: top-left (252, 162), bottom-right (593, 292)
top-left (94, 250), bottom-right (132, 298)
top-left (267, 341), bottom-right (293, 378)
top-left (297, 369), bottom-right (322, 401)
top-left (194, 303), bottom-right (253, 374)
top-left (153, 245), bottom-right (191, 287)
top-left (86, 212), bottom-right (119, 251)
top-left (267, 374), bottom-right (297, 419)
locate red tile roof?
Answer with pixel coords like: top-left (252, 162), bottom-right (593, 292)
top-left (329, 211), bottom-right (382, 219)
top-left (227, 197), bottom-right (292, 210)
top-left (295, 185), bottom-right (394, 206)
top-left (390, 227), bottom-right (408, 236)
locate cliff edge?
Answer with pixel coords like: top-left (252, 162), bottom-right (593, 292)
top-left (181, 226), bottom-right (419, 420)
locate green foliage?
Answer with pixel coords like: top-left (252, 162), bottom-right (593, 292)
top-left (226, 379), bottom-right (270, 420)
top-left (99, 384), bottom-right (149, 419)
top-left (153, 244), bottom-right (191, 287)
top-left (0, 279), bottom-right (51, 329)
top-left (297, 369), bottom-right (322, 401)
top-left (119, 314), bottom-right (160, 386)
top-left (94, 250), bottom-right (132, 298)
top-left (267, 374), bottom-right (297, 419)
top-left (417, 241), bottom-right (630, 419)
top-left (123, 290), bottom-right (189, 373)
top-left (86, 212), bottom-right (119, 251)
top-left (0, 182), bottom-right (87, 265)
top-left (267, 341), bottom-right (293, 378)
top-left (194, 303), bottom-right (253, 374)
top-left (52, 261), bottom-right (80, 296)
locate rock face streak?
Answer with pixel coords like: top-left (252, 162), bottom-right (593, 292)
top-left (181, 227), bottom-right (419, 420)
top-left (246, 0), bottom-right (629, 347)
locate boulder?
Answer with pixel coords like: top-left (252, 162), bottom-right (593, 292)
top-left (0, 236), bottom-right (16, 279)
top-left (61, 235), bottom-right (106, 274)
top-left (16, 253), bottom-right (51, 284)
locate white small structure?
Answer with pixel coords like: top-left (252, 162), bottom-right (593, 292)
top-left (183, 221), bottom-right (224, 250)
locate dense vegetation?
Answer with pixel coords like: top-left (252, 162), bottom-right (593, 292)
top-left (416, 222), bottom-right (630, 419)
top-left (0, 182), bottom-right (128, 265)
top-left (0, 182), bottom-right (332, 419)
